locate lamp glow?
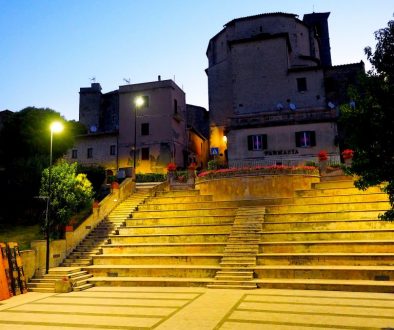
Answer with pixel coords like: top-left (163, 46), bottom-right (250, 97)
top-left (135, 96), bottom-right (144, 107)
top-left (50, 121), bottom-right (63, 133)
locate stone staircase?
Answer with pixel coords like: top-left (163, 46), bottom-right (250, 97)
top-left (85, 189), bottom-right (240, 287)
top-left (61, 188), bottom-right (152, 267)
top-left (255, 175), bottom-right (394, 292)
top-left (29, 175), bottom-right (394, 293)
top-left (27, 187), bottom-right (152, 292)
top-left (208, 206), bottom-right (265, 289)
top-left (28, 267), bottom-right (93, 292)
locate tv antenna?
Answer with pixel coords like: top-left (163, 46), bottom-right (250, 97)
top-left (123, 78), bottom-right (131, 84)
top-left (90, 77), bottom-right (96, 83)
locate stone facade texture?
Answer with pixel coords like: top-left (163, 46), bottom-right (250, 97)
top-left (206, 11), bottom-right (360, 166)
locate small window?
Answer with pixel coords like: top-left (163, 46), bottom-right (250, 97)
top-left (297, 78), bottom-right (307, 92)
top-left (142, 95), bottom-right (149, 107)
top-left (174, 99), bottom-right (178, 114)
top-left (295, 131), bottom-right (316, 148)
top-left (141, 123), bottom-right (149, 136)
top-left (141, 147), bottom-right (150, 160)
top-left (87, 147), bottom-right (93, 158)
top-left (247, 135), bottom-right (268, 151)
top-left (71, 149), bottom-right (78, 159)
top-left (110, 145), bottom-right (116, 155)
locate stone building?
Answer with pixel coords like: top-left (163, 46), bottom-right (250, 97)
top-left (206, 12), bottom-right (363, 166)
top-left (186, 104), bottom-right (209, 169)
top-left (66, 79), bottom-right (208, 174)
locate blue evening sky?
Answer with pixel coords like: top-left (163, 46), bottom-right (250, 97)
top-left (1, 0), bottom-right (393, 120)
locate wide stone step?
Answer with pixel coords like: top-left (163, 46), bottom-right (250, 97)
top-left (296, 186), bottom-right (383, 197)
top-left (293, 193), bottom-right (389, 205)
top-left (264, 210), bottom-right (384, 222)
top-left (146, 195), bottom-right (214, 204)
top-left (207, 282), bottom-right (257, 289)
top-left (27, 281), bottom-right (55, 288)
top-left (88, 276), bottom-right (212, 287)
top-left (90, 253), bottom-right (222, 265)
top-left (85, 265), bottom-right (219, 278)
top-left (101, 242), bottom-right (226, 254)
top-left (127, 215), bottom-right (235, 227)
top-left (256, 253), bottom-right (394, 266)
top-left (260, 240), bottom-right (394, 253)
top-left (138, 200), bottom-right (270, 211)
top-left (27, 287), bottom-right (54, 293)
top-left (266, 201), bottom-right (390, 214)
top-left (155, 190), bottom-right (201, 197)
top-left (254, 278), bottom-right (394, 293)
top-left (260, 229), bottom-right (394, 241)
top-left (130, 208), bottom-right (238, 219)
top-left (118, 224), bottom-right (233, 235)
top-left (262, 219), bottom-right (394, 232)
top-left (312, 181), bottom-right (356, 189)
top-left (253, 265), bottom-right (394, 280)
top-left (47, 267), bottom-right (82, 275)
top-left (109, 233), bottom-right (229, 244)
top-left (73, 283), bottom-right (94, 291)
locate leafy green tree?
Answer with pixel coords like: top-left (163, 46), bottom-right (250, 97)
top-left (40, 161), bottom-right (93, 236)
top-left (340, 17), bottom-right (394, 220)
top-left (76, 164), bottom-right (106, 199)
top-left (0, 107), bottom-right (86, 225)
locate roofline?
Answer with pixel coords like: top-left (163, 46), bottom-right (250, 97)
top-left (225, 12), bottom-right (299, 27)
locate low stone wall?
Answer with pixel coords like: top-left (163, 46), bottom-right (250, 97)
top-left (23, 178), bottom-right (136, 278)
top-left (195, 174), bottom-right (320, 201)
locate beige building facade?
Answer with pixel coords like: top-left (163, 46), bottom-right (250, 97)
top-left (68, 79), bottom-right (205, 175)
top-left (118, 80), bottom-right (187, 173)
top-left (64, 132), bottom-right (118, 174)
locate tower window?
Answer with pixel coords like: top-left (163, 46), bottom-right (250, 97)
top-left (141, 147), bottom-right (150, 160)
top-left (141, 123), bottom-right (149, 136)
top-left (297, 78), bottom-right (307, 92)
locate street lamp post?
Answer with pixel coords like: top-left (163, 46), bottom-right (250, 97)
top-left (45, 121), bottom-right (63, 274)
top-left (133, 97), bottom-right (144, 176)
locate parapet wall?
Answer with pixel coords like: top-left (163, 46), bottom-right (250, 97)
top-left (195, 174), bottom-right (320, 201)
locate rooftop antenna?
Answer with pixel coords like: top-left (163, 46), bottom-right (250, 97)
top-left (313, 4), bottom-right (315, 12)
top-left (90, 77), bottom-right (96, 83)
top-left (123, 78), bottom-right (131, 84)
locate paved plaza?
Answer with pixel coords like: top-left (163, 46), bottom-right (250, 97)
top-left (0, 287), bottom-right (394, 329)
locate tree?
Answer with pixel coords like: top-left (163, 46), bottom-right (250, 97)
top-left (0, 107), bottom-right (86, 225)
top-left (76, 164), bottom-right (106, 200)
top-left (39, 161), bottom-right (93, 236)
top-left (340, 17), bottom-right (394, 220)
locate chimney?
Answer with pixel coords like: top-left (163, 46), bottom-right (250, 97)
top-left (158, 75), bottom-right (161, 81)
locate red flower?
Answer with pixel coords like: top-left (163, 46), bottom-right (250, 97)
top-left (188, 162), bottom-right (197, 170)
top-left (341, 149), bottom-right (354, 160)
top-left (317, 150), bottom-right (328, 161)
top-left (167, 162), bottom-right (176, 171)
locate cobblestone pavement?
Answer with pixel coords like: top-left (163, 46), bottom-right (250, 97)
top-left (1, 287), bottom-right (394, 329)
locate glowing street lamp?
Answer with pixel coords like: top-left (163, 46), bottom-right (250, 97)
top-left (45, 121), bottom-right (63, 274)
top-left (133, 96), bottom-right (144, 175)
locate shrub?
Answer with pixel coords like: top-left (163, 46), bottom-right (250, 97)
top-left (136, 173), bottom-right (166, 182)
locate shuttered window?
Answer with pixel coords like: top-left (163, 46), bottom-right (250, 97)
top-left (247, 135), bottom-right (268, 150)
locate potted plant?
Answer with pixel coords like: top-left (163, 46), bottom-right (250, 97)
top-left (187, 162), bottom-right (197, 184)
top-left (166, 162), bottom-right (176, 184)
top-left (317, 150), bottom-right (328, 173)
top-left (342, 149), bottom-right (354, 165)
